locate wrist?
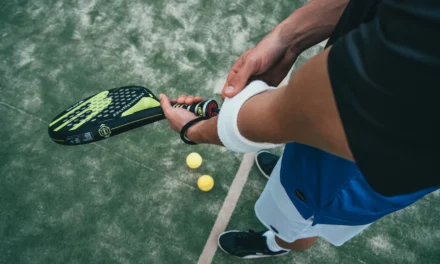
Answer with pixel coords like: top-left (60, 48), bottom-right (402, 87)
top-left (185, 117), bottom-right (222, 146)
top-left (185, 119), bottom-right (206, 144)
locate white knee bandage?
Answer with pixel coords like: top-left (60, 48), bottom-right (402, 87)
top-left (217, 80), bottom-right (282, 153)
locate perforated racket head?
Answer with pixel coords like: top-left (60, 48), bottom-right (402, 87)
top-left (48, 86), bottom-right (165, 145)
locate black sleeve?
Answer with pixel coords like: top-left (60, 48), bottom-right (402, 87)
top-left (327, 0), bottom-right (439, 196)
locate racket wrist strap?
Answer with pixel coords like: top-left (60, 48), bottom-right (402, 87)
top-left (180, 116), bottom-right (207, 145)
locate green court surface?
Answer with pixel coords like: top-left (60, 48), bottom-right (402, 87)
top-left (1, 1), bottom-right (439, 263)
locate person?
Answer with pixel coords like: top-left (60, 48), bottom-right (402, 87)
top-left (159, 0), bottom-right (439, 260)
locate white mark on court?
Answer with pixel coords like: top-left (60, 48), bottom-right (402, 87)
top-left (164, 0), bottom-right (198, 28)
top-left (211, 73), bottom-right (228, 95)
top-left (177, 60), bottom-right (196, 71)
top-left (72, 29), bottom-right (82, 40)
top-left (17, 43), bottom-right (36, 67)
top-left (27, 6), bottom-right (43, 19)
top-left (121, 45), bottom-right (149, 77)
top-left (369, 235), bottom-right (393, 252)
top-left (93, 143), bottom-right (157, 172)
top-left (0, 101), bottom-right (47, 123)
top-left (23, 94), bottom-right (43, 109)
top-left (197, 152), bottom-right (256, 264)
top-left (162, 157), bottom-right (174, 168)
top-left (77, 0), bottom-right (98, 26)
top-left (48, 68), bottom-right (62, 81)
top-left (126, 3), bottom-right (154, 32)
top-left (339, 250), bottom-right (369, 264)
top-left (232, 30), bottom-right (249, 52)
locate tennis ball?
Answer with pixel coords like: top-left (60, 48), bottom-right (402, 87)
top-left (197, 175), bottom-right (214, 192)
top-left (186, 152), bottom-right (202, 169)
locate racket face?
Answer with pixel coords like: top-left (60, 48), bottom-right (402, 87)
top-left (48, 86), bottom-right (165, 145)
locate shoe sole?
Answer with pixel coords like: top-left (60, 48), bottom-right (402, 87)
top-left (255, 151), bottom-right (271, 179)
top-left (217, 230), bottom-right (290, 259)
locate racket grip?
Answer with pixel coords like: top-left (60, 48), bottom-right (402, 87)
top-left (171, 99), bottom-right (219, 118)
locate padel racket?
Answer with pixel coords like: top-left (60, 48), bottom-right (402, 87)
top-left (48, 86), bottom-right (219, 146)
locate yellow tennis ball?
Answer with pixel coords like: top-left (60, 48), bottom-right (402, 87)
top-left (186, 152), bottom-right (202, 169)
top-left (197, 175), bottom-right (214, 192)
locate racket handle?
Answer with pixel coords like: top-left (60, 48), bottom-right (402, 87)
top-left (171, 99), bottom-right (219, 118)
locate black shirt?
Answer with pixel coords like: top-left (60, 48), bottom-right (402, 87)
top-left (327, 0), bottom-right (439, 196)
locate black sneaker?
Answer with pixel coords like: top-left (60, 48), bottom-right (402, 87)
top-left (218, 230), bottom-right (289, 259)
top-left (255, 151), bottom-right (280, 179)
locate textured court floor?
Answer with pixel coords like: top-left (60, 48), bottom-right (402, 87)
top-left (1, 1), bottom-right (439, 263)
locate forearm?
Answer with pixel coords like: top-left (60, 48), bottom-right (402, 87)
top-left (188, 116), bottom-right (223, 146)
top-left (186, 88), bottom-right (300, 148)
top-left (186, 88), bottom-right (282, 147)
top-left (188, 47), bottom-right (353, 160)
top-left (275, 0), bottom-right (349, 54)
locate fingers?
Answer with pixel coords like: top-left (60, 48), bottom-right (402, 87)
top-left (221, 71), bottom-right (237, 100)
top-left (221, 50), bottom-right (256, 99)
top-left (184, 96), bottom-right (203, 105)
top-left (193, 96), bottom-right (203, 103)
top-left (225, 63), bottom-right (254, 98)
top-left (258, 50), bottom-right (298, 87)
top-left (177, 95), bottom-right (186, 104)
top-left (159, 94), bottom-right (172, 115)
top-left (172, 95), bottom-right (204, 105)
top-left (221, 53), bottom-right (247, 100)
top-left (184, 96), bottom-right (194, 105)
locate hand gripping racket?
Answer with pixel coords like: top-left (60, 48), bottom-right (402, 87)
top-left (48, 86), bottom-right (219, 146)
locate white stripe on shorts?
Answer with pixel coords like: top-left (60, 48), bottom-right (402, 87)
top-left (254, 155), bottom-right (371, 246)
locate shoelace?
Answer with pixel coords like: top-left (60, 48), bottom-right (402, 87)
top-left (231, 230), bottom-right (268, 254)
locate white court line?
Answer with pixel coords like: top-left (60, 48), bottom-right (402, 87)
top-left (0, 101), bottom-right (47, 123)
top-left (197, 152), bottom-right (256, 264)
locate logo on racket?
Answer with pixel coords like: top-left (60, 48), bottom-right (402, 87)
top-left (197, 106), bottom-right (203, 116)
top-left (98, 124), bottom-right (111, 137)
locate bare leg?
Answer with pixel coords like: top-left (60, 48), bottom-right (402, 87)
top-left (275, 236), bottom-right (318, 251)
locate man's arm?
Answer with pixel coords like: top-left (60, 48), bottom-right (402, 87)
top-left (277, 0), bottom-right (349, 54)
top-left (188, 47), bottom-right (353, 161)
top-left (221, 0), bottom-right (349, 98)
